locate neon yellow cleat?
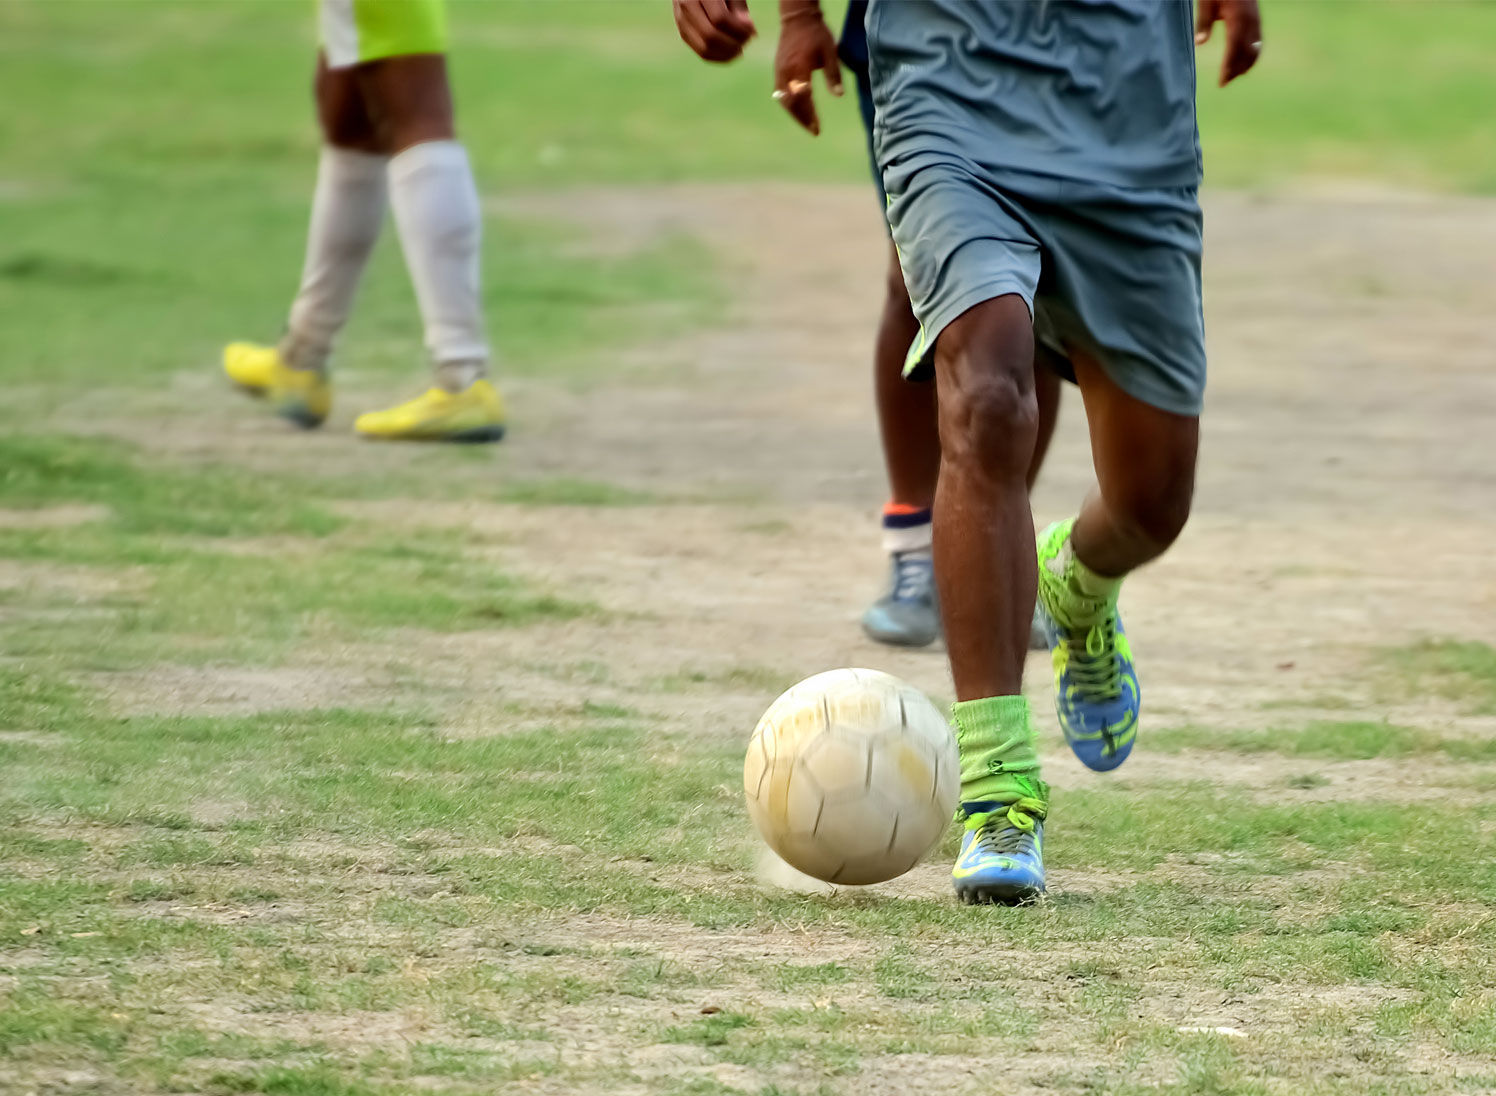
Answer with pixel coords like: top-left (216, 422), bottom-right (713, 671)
top-left (221, 342), bottom-right (331, 429)
top-left (353, 380), bottom-right (507, 443)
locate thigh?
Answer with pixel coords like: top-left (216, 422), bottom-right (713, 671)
top-left (1072, 346), bottom-right (1198, 519)
top-left (886, 165), bottom-right (1042, 382)
top-left (354, 52), bottom-right (455, 150)
top-left (1037, 182), bottom-right (1206, 418)
top-left (314, 53), bottom-right (382, 152)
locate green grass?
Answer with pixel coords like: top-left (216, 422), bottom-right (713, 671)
top-left (1382, 639), bottom-right (1496, 715)
top-left (1196, 1), bottom-right (1496, 193)
top-left (0, 433), bottom-right (341, 537)
top-left (5, 660), bottom-right (1496, 1091)
top-left (1153, 719), bottom-right (1496, 762)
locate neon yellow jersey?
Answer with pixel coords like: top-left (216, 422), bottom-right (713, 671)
top-left (319, 0), bottom-right (448, 69)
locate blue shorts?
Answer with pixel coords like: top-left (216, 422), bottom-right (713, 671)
top-left (886, 160), bottom-right (1207, 416)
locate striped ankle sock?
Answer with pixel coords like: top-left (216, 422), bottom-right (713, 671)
top-left (882, 502), bottom-right (933, 555)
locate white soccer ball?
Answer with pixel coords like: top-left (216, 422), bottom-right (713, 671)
top-left (743, 668), bottom-right (959, 886)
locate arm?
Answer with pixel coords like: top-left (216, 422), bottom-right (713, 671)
top-left (773, 0), bottom-right (843, 136)
top-left (1195, 0), bottom-right (1262, 87)
top-left (673, 0), bottom-right (756, 63)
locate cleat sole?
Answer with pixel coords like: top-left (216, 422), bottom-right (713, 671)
top-left (275, 403), bottom-right (327, 430)
top-left (956, 883), bottom-right (1044, 906)
top-left (356, 424), bottom-right (507, 443)
top-left (861, 621), bottom-right (939, 648)
top-left (446, 424), bottom-right (507, 444)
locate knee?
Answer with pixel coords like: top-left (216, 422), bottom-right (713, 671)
top-left (1107, 468), bottom-right (1194, 552)
top-left (935, 318), bottom-right (1037, 476)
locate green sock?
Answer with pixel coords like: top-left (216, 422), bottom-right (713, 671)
top-left (1039, 518), bottom-right (1122, 629)
top-left (952, 695), bottom-right (1048, 823)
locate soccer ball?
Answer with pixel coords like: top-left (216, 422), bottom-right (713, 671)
top-left (743, 668), bottom-right (959, 886)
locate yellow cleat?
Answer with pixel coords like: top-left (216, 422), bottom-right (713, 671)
top-left (221, 342), bottom-right (331, 429)
top-left (353, 379), bottom-right (507, 443)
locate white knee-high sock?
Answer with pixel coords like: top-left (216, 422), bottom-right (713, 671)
top-left (387, 140), bottom-right (490, 392)
top-left (281, 146), bottom-right (389, 373)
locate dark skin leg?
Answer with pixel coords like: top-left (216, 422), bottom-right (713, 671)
top-left (874, 242), bottom-right (938, 508)
top-left (1029, 346), bottom-right (1062, 490)
top-left (876, 245), bottom-right (1061, 509)
top-left (1069, 350), bottom-right (1198, 577)
top-left (314, 54), bottom-right (383, 152)
top-left (314, 52), bottom-right (456, 154)
top-left (931, 295), bottom-right (1038, 701)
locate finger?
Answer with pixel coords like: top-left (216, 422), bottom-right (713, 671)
top-left (1221, 35), bottom-right (1261, 87)
top-left (724, 0), bottom-right (758, 40)
top-left (1194, 0), bottom-right (1217, 45)
top-left (702, 0), bottom-right (754, 44)
top-left (1220, 3), bottom-right (1263, 85)
top-left (683, 2), bottom-right (746, 60)
top-left (821, 41), bottom-right (844, 97)
top-left (674, 2), bottom-right (710, 56)
top-left (776, 81), bottom-right (820, 136)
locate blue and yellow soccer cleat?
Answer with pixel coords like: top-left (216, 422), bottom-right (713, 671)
top-left (951, 798), bottom-right (1046, 904)
top-left (353, 380), bottom-right (507, 443)
top-left (222, 342), bottom-right (331, 429)
top-left (1036, 521), bottom-right (1140, 772)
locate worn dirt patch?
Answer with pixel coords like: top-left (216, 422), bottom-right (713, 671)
top-left (0, 504), bottom-right (108, 529)
top-left (0, 558), bottom-right (143, 600)
top-left (91, 663), bottom-right (402, 718)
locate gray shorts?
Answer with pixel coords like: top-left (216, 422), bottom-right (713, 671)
top-left (887, 162), bottom-right (1206, 417)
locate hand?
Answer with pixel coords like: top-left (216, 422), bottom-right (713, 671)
top-left (1195, 0), bottom-right (1262, 87)
top-left (673, 0), bottom-right (756, 63)
top-left (773, 6), bottom-right (843, 136)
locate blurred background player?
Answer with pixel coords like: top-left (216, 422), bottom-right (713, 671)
top-left (222, 0), bottom-right (506, 442)
top-left (676, 0), bottom-right (1059, 650)
top-left (828, 0), bottom-right (1060, 650)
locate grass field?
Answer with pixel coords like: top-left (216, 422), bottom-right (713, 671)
top-left (4, 2), bottom-right (1496, 1094)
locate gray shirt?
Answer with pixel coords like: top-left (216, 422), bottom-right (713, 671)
top-left (868, 0), bottom-right (1202, 190)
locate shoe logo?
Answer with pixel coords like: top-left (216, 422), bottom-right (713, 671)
top-left (1043, 536), bottom-right (1072, 579)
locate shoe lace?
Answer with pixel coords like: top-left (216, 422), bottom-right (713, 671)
top-left (891, 552), bottom-right (932, 602)
top-left (969, 797), bottom-right (1047, 854)
top-left (1064, 614), bottom-right (1123, 701)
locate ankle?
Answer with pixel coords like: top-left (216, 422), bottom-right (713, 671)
top-left (1042, 520), bottom-right (1122, 628)
top-left (881, 502), bottom-right (932, 555)
top-left (952, 695), bottom-right (1047, 812)
top-left (277, 332), bottom-right (330, 375)
top-left (435, 359), bottom-right (486, 393)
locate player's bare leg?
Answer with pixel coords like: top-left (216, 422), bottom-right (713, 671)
top-left (1036, 349), bottom-right (1196, 772)
top-left (931, 295), bottom-right (1048, 903)
top-left (932, 295), bottom-right (1040, 701)
top-left (1029, 348), bottom-right (1062, 492)
top-left (1070, 352), bottom-right (1196, 576)
top-left (863, 245), bottom-right (1061, 649)
top-left (862, 243), bottom-right (941, 646)
top-left (874, 246), bottom-right (939, 510)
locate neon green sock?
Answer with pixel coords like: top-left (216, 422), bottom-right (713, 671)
top-left (1038, 517), bottom-right (1122, 629)
top-left (952, 695), bottom-right (1048, 822)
